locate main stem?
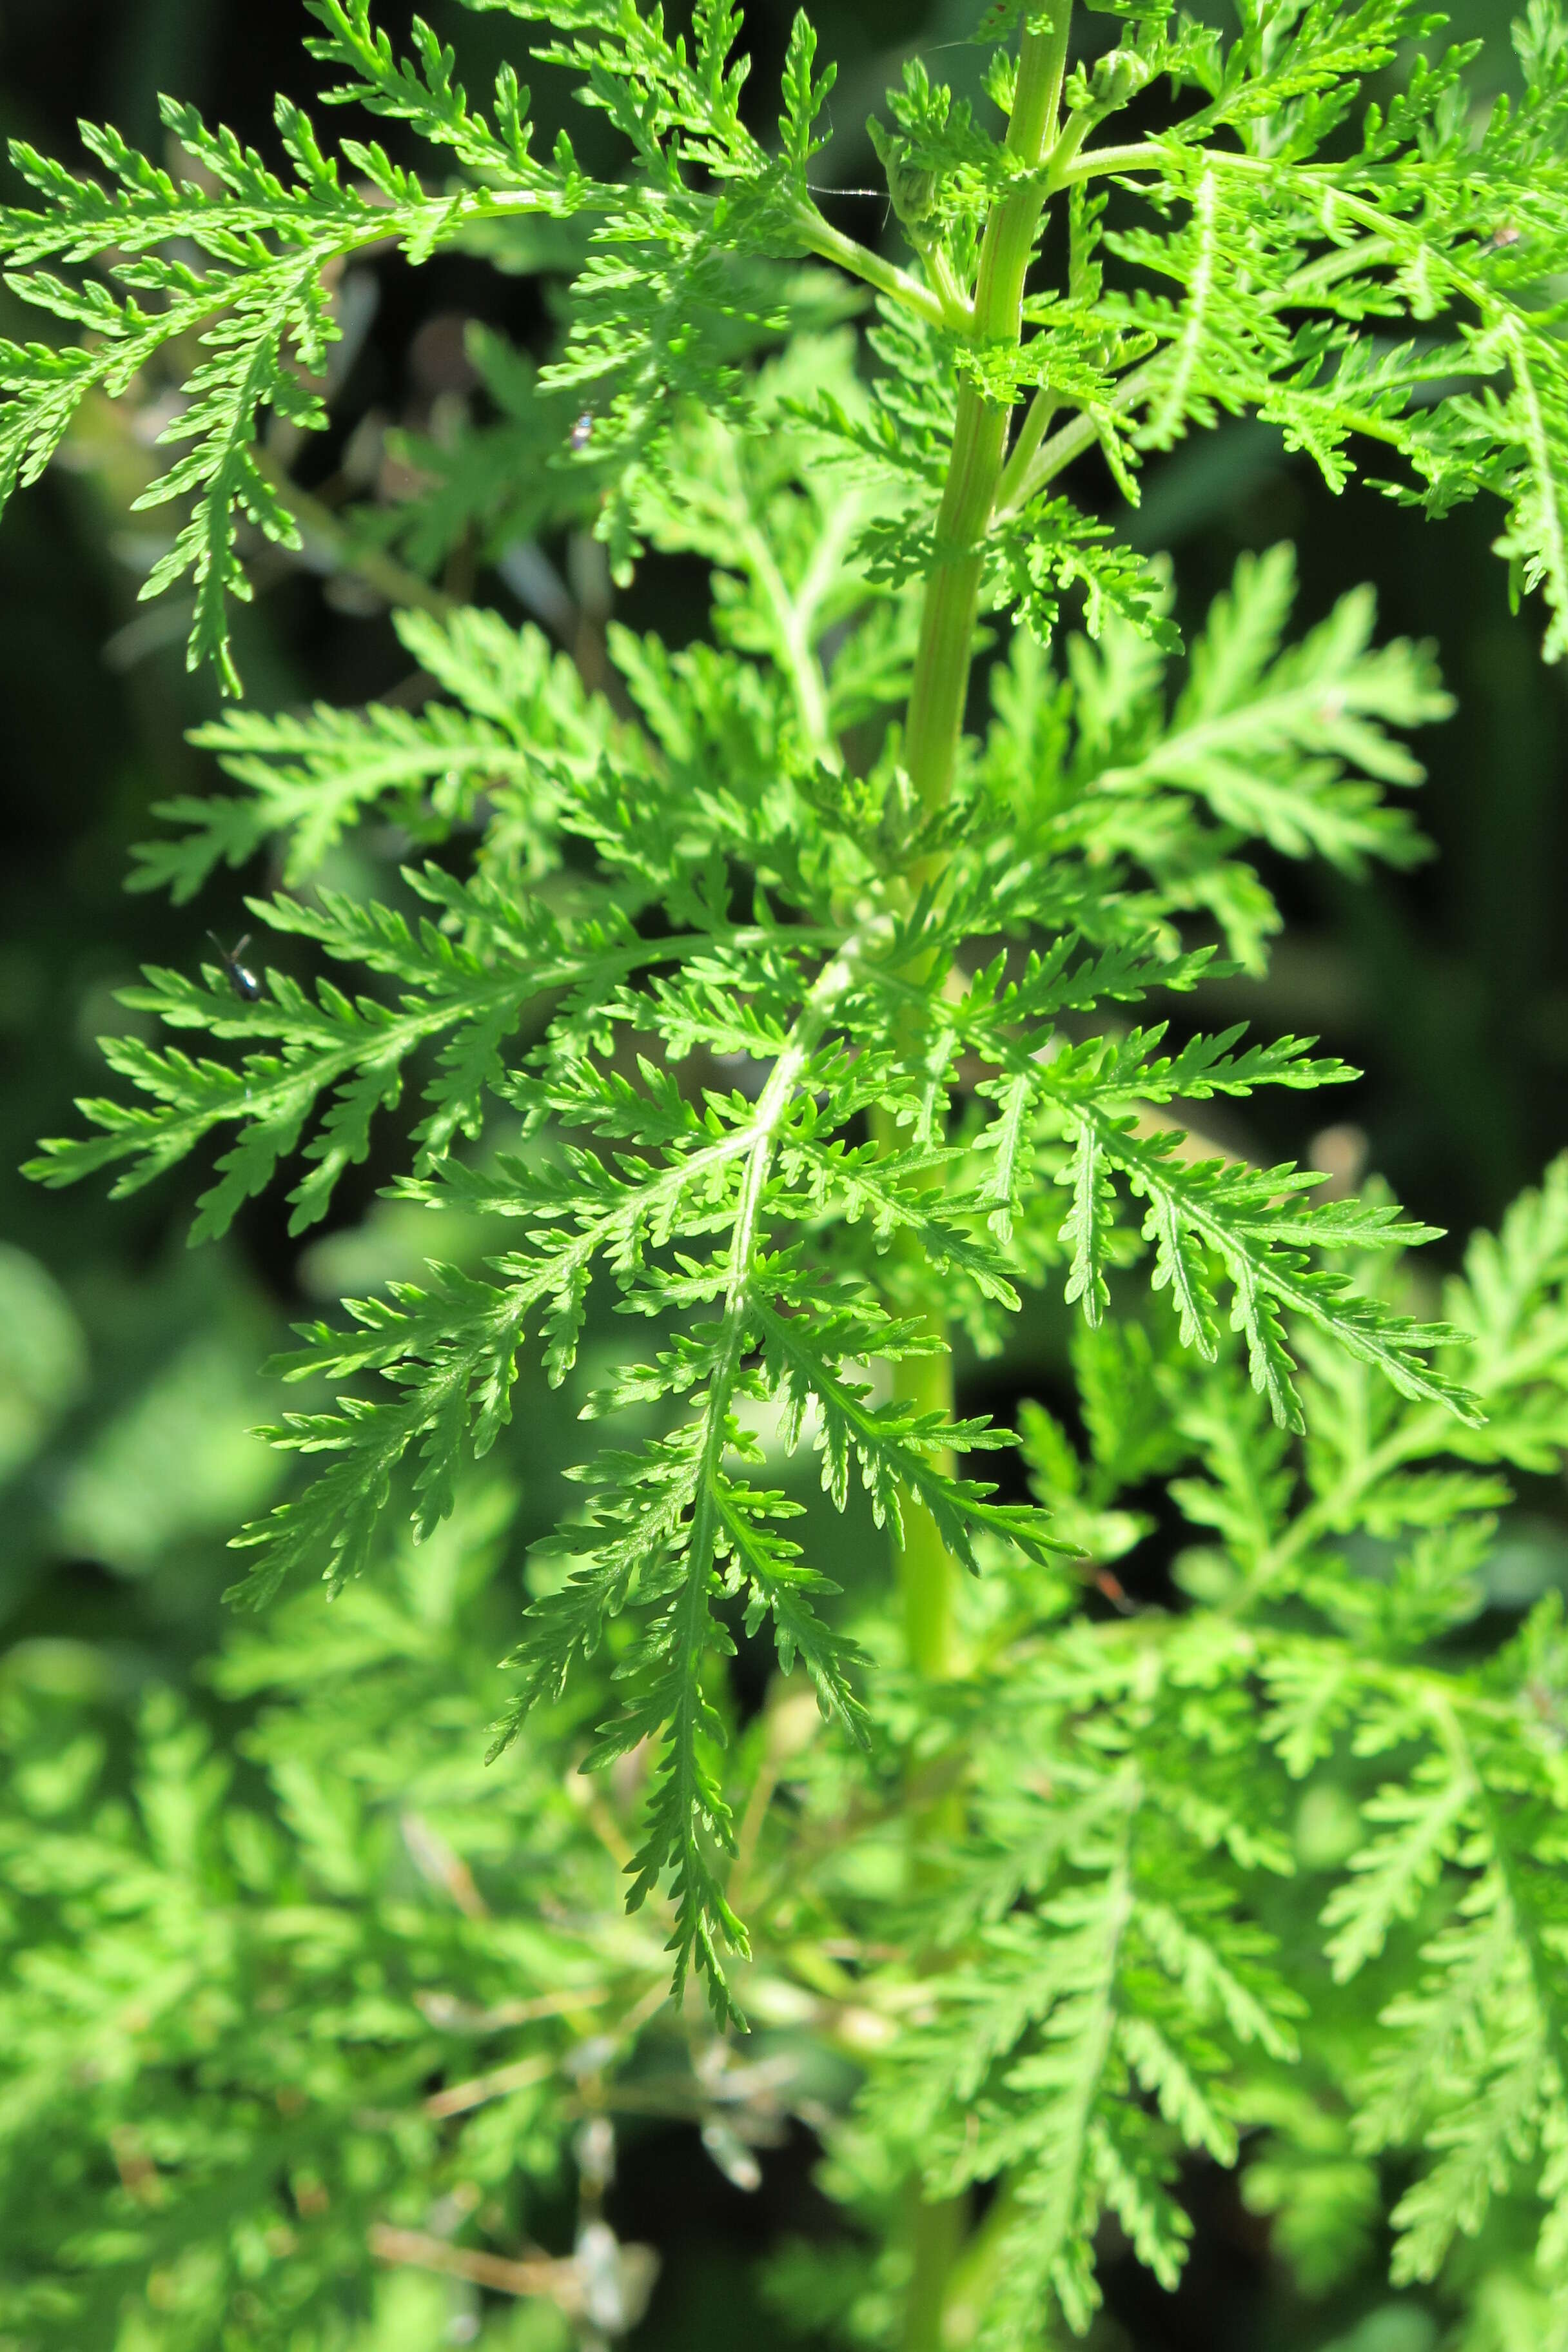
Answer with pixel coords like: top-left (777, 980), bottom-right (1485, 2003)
top-left (889, 15), bottom-right (1071, 2349)
top-left (892, 7), bottom-right (1068, 1676)
top-left (905, 10), bottom-right (1072, 831)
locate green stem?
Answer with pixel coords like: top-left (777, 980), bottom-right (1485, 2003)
top-left (794, 204), bottom-right (955, 329)
top-left (1054, 137), bottom-right (1168, 188)
top-left (888, 15), bottom-right (1073, 2349)
top-left (895, 1337), bottom-right (961, 1680)
top-left (901, 2182), bottom-right (969, 2352)
top-left (892, 4), bottom-right (1070, 1637)
top-left (993, 385), bottom-right (1058, 516)
top-left (903, 10), bottom-right (1071, 826)
top-left (937, 2177), bottom-right (1023, 2346)
top-left (1044, 106), bottom-right (1092, 192)
top-left (995, 360), bottom-right (1154, 521)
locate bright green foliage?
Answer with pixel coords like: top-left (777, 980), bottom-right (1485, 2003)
top-left (12, 0), bottom-right (1568, 2344)
top-left (836, 1162), bottom-right (1568, 2345)
top-left (0, 1488), bottom-right (669, 2349)
top-left (26, 468), bottom-right (1473, 2010)
top-left (130, 607), bottom-right (608, 900)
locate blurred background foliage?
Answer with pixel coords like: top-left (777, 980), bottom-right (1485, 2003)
top-left (0, 3), bottom-right (1563, 2348)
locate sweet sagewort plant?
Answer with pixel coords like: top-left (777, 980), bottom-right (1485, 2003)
top-left (10, 0), bottom-right (1568, 2342)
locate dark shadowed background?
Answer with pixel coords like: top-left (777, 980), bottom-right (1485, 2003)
top-left (0, 6), bottom-right (1558, 2349)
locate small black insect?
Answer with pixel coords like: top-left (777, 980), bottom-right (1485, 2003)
top-left (569, 410), bottom-right (594, 452)
top-left (207, 931), bottom-right (263, 1003)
